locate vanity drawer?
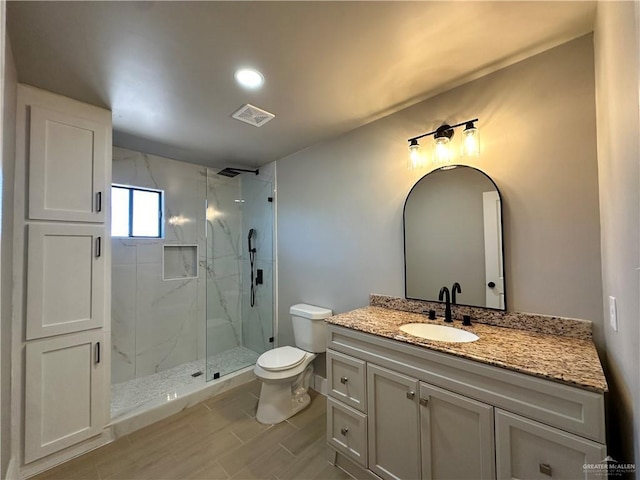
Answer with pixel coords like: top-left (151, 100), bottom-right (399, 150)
top-left (327, 349), bottom-right (367, 413)
top-left (495, 409), bottom-right (606, 480)
top-left (327, 397), bottom-right (368, 468)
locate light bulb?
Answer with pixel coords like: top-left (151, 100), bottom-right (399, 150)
top-left (462, 122), bottom-right (480, 156)
top-left (434, 136), bottom-right (451, 164)
top-left (408, 140), bottom-right (426, 170)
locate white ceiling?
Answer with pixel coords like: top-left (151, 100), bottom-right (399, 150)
top-left (7, 1), bottom-right (596, 168)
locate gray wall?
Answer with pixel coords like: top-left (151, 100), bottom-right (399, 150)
top-left (594, 1), bottom-right (640, 467)
top-left (1, 26), bottom-right (17, 476)
top-left (276, 35), bottom-right (603, 350)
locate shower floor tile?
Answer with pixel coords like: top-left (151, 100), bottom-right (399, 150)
top-left (205, 345), bottom-right (260, 380)
top-left (111, 346), bottom-right (260, 419)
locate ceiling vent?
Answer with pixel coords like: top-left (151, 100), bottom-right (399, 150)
top-left (231, 104), bottom-right (275, 127)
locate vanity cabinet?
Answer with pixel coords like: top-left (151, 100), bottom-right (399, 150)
top-left (326, 324), bottom-right (606, 480)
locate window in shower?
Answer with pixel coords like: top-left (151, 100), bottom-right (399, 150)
top-left (111, 185), bottom-right (164, 238)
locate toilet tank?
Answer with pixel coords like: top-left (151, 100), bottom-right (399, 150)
top-left (290, 304), bottom-right (333, 353)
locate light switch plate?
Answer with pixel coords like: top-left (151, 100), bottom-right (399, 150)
top-left (609, 296), bottom-right (618, 332)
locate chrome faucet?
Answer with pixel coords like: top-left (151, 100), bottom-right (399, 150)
top-left (438, 287), bottom-right (453, 323)
top-left (452, 282), bottom-right (462, 304)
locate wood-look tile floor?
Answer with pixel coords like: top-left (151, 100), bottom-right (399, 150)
top-left (33, 381), bottom-right (350, 480)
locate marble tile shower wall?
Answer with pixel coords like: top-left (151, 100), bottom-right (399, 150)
top-left (240, 164), bottom-right (275, 355)
top-left (111, 147), bottom-right (207, 383)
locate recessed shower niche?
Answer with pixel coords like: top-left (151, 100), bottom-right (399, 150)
top-left (163, 245), bottom-right (198, 280)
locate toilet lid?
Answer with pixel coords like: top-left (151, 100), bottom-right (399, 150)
top-left (258, 346), bottom-right (306, 371)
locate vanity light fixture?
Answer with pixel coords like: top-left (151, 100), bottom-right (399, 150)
top-left (407, 118), bottom-right (479, 168)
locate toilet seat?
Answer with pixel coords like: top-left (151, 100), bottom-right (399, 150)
top-left (257, 346), bottom-right (306, 372)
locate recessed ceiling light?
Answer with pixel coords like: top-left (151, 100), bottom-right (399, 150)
top-left (234, 68), bottom-right (264, 89)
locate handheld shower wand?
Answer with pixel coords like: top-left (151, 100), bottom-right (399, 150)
top-left (248, 229), bottom-right (256, 253)
top-left (248, 229), bottom-right (257, 307)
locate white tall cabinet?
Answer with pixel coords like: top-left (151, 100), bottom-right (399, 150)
top-left (13, 85), bottom-right (111, 472)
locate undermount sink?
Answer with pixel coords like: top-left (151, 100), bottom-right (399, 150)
top-left (399, 323), bottom-right (479, 343)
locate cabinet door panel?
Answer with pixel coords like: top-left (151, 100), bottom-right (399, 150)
top-left (495, 409), bottom-right (606, 480)
top-left (367, 364), bottom-right (420, 480)
top-left (25, 331), bottom-right (105, 463)
top-left (29, 106), bottom-right (107, 222)
top-left (420, 382), bottom-right (495, 480)
top-left (26, 223), bottom-right (105, 339)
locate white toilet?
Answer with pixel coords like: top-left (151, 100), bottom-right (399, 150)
top-left (254, 303), bottom-right (333, 424)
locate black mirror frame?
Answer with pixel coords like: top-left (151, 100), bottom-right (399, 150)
top-left (402, 164), bottom-right (507, 311)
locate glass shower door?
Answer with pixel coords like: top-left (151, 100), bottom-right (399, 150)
top-left (205, 165), bottom-right (274, 381)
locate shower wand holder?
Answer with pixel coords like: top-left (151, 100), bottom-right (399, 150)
top-left (256, 269), bottom-right (263, 285)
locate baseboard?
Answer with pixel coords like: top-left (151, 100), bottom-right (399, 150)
top-left (313, 374), bottom-right (328, 395)
top-left (5, 457), bottom-right (18, 480)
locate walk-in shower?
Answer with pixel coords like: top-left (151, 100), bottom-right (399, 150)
top-left (109, 147), bottom-right (274, 421)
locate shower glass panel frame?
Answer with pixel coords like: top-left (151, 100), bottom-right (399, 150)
top-left (204, 165), bottom-right (275, 381)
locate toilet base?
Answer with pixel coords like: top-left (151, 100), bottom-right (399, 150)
top-left (255, 364), bottom-right (314, 424)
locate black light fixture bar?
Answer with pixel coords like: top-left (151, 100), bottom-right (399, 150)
top-left (408, 118), bottom-right (478, 143)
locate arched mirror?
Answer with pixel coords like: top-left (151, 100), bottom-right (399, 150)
top-left (403, 165), bottom-right (506, 310)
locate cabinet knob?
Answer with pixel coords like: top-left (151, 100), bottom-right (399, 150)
top-left (539, 463), bottom-right (552, 477)
top-left (340, 376), bottom-right (348, 384)
top-left (419, 397), bottom-right (429, 407)
top-left (406, 391), bottom-right (415, 400)
top-left (487, 281), bottom-right (496, 288)
top-left (340, 427), bottom-right (349, 436)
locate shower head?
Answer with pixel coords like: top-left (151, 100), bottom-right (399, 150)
top-left (217, 168), bottom-right (240, 177)
top-left (217, 167), bottom-right (259, 177)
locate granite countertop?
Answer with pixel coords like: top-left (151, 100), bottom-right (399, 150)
top-left (326, 306), bottom-right (608, 393)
